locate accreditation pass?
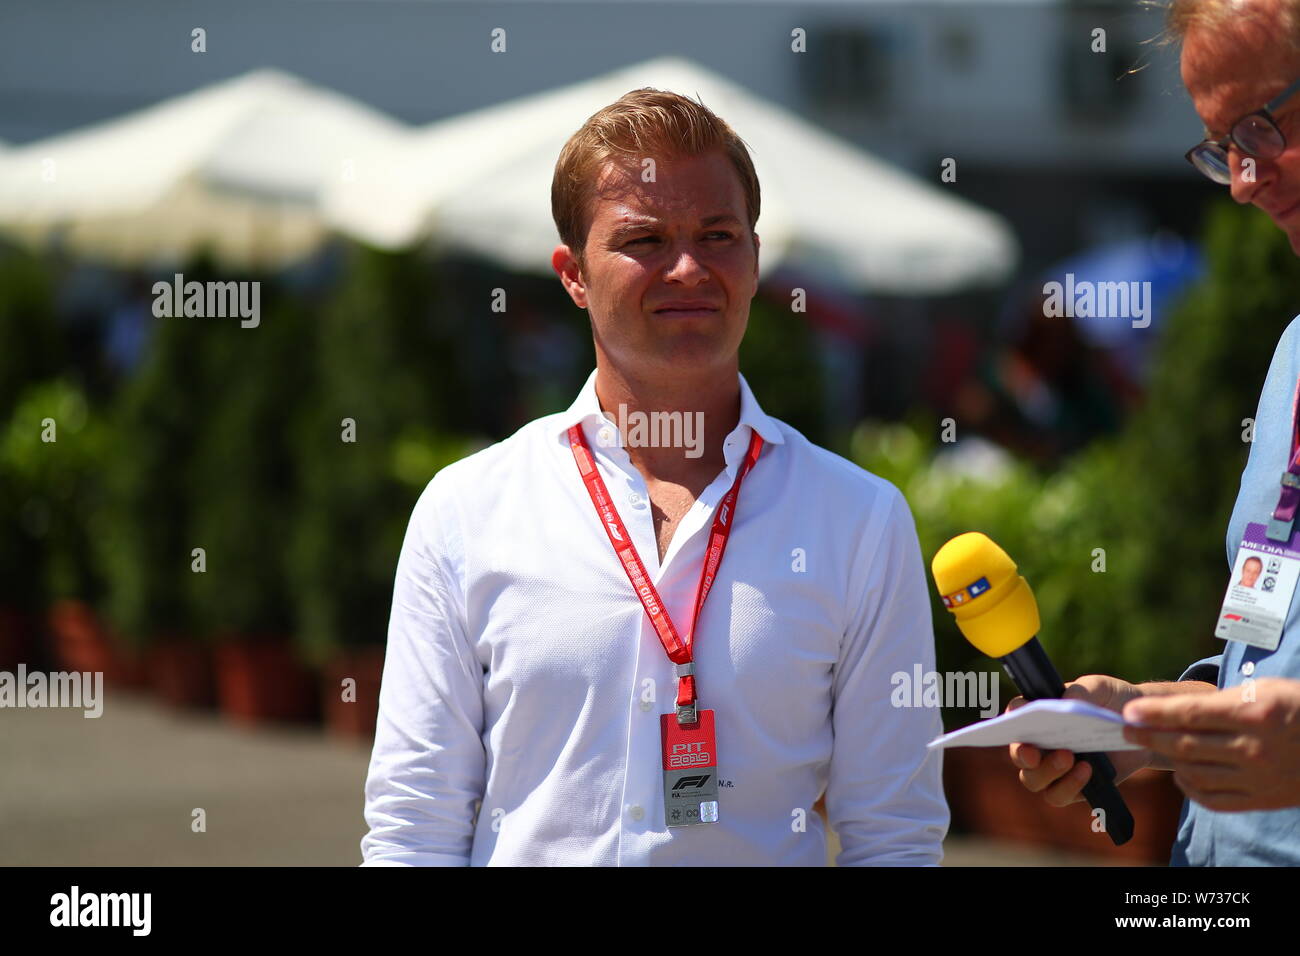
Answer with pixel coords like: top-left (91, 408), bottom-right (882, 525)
top-left (661, 710), bottom-right (720, 827)
top-left (1215, 521), bottom-right (1300, 651)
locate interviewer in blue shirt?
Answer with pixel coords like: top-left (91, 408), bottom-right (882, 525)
top-left (1010, 0), bottom-right (1300, 866)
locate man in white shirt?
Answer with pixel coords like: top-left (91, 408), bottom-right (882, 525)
top-left (360, 87), bottom-right (949, 865)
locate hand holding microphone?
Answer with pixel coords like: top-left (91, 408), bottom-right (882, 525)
top-left (1008, 674), bottom-right (1155, 809)
top-left (931, 531), bottom-right (1136, 846)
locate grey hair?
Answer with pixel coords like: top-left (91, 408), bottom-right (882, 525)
top-left (1151, 0), bottom-right (1300, 48)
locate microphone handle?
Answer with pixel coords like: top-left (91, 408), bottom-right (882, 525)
top-left (1001, 638), bottom-right (1136, 846)
top-left (1001, 636), bottom-right (1065, 699)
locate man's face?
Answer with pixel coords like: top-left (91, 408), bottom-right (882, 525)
top-left (552, 149), bottom-right (759, 381)
top-left (1242, 559), bottom-right (1262, 587)
top-left (1182, 9), bottom-right (1300, 253)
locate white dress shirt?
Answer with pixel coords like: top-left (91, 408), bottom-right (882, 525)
top-left (360, 368), bottom-right (949, 866)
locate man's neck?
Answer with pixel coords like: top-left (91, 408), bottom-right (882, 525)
top-left (594, 363), bottom-right (742, 483)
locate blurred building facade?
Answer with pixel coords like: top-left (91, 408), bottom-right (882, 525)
top-left (0, 1), bottom-right (1203, 266)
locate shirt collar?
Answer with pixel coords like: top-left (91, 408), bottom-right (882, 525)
top-left (551, 367), bottom-right (785, 465)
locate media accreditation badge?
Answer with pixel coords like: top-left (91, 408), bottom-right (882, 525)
top-left (1216, 522), bottom-right (1299, 651)
top-left (1226, 381), bottom-right (1300, 650)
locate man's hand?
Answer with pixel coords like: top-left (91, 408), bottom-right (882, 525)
top-left (1006, 674), bottom-right (1154, 806)
top-left (1122, 677), bottom-right (1300, 812)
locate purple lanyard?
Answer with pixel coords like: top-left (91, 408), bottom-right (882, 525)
top-left (1267, 376), bottom-right (1300, 541)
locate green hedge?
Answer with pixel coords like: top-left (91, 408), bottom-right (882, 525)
top-left (97, 282), bottom-right (214, 647)
top-left (0, 378), bottom-right (109, 606)
top-left (0, 248), bottom-right (65, 613)
top-left (289, 246), bottom-right (478, 666)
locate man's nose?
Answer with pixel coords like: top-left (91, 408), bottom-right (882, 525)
top-left (663, 243), bottom-right (709, 282)
top-left (1229, 146), bottom-right (1269, 204)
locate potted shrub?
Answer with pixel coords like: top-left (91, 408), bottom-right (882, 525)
top-left (189, 281), bottom-right (317, 725)
top-left (289, 245), bottom-right (476, 740)
top-left (0, 379), bottom-right (142, 684)
top-left (0, 248), bottom-right (63, 671)
top-left (99, 305), bottom-right (217, 709)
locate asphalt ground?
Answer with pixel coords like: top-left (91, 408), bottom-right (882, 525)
top-left (0, 688), bottom-right (1108, 867)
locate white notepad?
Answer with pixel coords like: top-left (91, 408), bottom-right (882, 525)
top-left (927, 698), bottom-right (1145, 752)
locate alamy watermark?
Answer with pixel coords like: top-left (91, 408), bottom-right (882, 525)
top-left (152, 272), bottom-right (260, 328)
top-left (891, 664), bottom-right (999, 718)
top-left (597, 403), bottom-right (705, 458)
top-left (0, 665), bottom-right (102, 718)
top-left (50, 886), bottom-right (150, 936)
top-left (1042, 273), bottom-right (1151, 329)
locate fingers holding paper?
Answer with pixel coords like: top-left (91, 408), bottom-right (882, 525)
top-left (1007, 674), bottom-right (1153, 806)
top-left (1122, 677), bottom-right (1300, 811)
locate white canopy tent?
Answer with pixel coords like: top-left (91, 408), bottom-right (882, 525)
top-left (323, 56), bottom-right (1018, 294)
top-left (323, 77), bottom-right (605, 253)
top-left (0, 69), bottom-right (408, 269)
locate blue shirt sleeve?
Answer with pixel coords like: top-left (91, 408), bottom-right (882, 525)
top-left (1176, 655), bottom-right (1222, 686)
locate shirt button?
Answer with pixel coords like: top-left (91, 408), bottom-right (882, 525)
top-left (629, 805), bottom-right (645, 821)
top-left (629, 492), bottom-right (642, 505)
top-left (1241, 660), bottom-right (1255, 676)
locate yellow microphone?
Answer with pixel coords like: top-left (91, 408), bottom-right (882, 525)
top-left (931, 531), bottom-right (1040, 658)
top-left (932, 532), bottom-right (1134, 846)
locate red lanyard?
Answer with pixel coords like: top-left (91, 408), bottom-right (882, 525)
top-left (568, 422), bottom-right (764, 722)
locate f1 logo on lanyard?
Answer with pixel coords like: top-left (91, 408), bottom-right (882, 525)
top-left (568, 422), bottom-right (764, 829)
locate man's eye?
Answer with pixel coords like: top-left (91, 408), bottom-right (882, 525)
top-left (627, 232), bottom-right (733, 246)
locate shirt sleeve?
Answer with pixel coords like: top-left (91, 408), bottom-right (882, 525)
top-left (825, 484), bottom-right (950, 866)
top-left (1177, 655), bottom-right (1222, 686)
top-left (360, 473), bottom-right (486, 866)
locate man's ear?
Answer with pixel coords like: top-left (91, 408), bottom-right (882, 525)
top-left (752, 231), bottom-right (761, 282)
top-left (551, 244), bottom-right (588, 308)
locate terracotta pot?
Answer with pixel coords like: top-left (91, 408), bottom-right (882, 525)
top-left (943, 745), bottom-right (1184, 863)
top-left (213, 638), bottom-right (318, 726)
top-left (46, 599), bottom-right (148, 688)
top-left (148, 638), bottom-right (215, 711)
top-left (321, 646), bottom-right (386, 741)
top-left (0, 606), bottom-right (32, 671)
top-left (109, 647), bottom-right (149, 690)
top-left (48, 600), bottom-right (112, 674)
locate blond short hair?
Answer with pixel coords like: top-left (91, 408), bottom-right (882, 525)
top-left (550, 88), bottom-right (760, 269)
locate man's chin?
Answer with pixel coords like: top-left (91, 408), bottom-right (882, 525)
top-left (635, 340), bottom-right (738, 373)
top-left (1287, 227), bottom-right (1300, 258)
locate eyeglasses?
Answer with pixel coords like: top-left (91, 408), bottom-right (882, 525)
top-left (1186, 76), bottom-right (1300, 184)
